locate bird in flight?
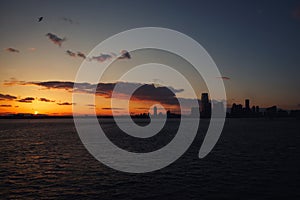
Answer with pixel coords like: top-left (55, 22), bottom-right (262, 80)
top-left (38, 17), bottom-right (43, 22)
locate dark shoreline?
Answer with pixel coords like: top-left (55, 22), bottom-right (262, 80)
top-left (1, 115), bottom-right (299, 120)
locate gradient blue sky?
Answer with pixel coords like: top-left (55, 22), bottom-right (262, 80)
top-left (0, 0), bottom-right (300, 115)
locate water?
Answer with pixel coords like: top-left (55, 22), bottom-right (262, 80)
top-left (0, 118), bottom-right (299, 199)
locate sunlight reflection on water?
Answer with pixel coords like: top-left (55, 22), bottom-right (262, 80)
top-left (0, 118), bottom-right (299, 199)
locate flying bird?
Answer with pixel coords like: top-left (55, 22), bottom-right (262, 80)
top-left (38, 17), bottom-right (43, 22)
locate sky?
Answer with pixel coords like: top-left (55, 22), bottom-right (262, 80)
top-left (0, 0), bottom-right (300, 115)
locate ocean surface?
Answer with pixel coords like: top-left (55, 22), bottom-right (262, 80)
top-left (0, 118), bottom-right (299, 199)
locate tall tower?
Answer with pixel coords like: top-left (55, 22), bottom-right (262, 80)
top-left (201, 93), bottom-right (211, 118)
top-left (201, 93), bottom-right (209, 105)
top-left (153, 106), bottom-right (158, 117)
top-left (245, 99), bottom-right (250, 111)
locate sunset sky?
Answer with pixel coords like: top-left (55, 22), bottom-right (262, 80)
top-left (0, 0), bottom-right (300, 115)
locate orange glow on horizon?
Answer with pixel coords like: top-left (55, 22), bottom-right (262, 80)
top-left (0, 94), bottom-right (182, 116)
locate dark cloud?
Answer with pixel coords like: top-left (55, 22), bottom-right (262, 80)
top-left (91, 53), bottom-right (113, 62)
top-left (46, 33), bottom-right (66, 47)
top-left (152, 79), bottom-right (166, 88)
top-left (4, 79), bottom-right (189, 107)
top-left (3, 77), bottom-right (27, 86)
top-left (0, 93), bottom-right (17, 100)
top-left (66, 50), bottom-right (76, 57)
top-left (57, 102), bottom-right (74, 106)
top-left (77, 52), bottom-right (86, 59)
top-left (102, 107), bottom-right (125, 110)
top-left (97, 82), bottom-right (184, 106)
top-left (3, 79), bottom-right (77, 91)
top-left (130, 84), bottom-right (179, 105)
top-left (5, 48), bottom-right (20, 53)
top-left (17, 97), bottom-right (35, 103)
top-left (89, 50), bottom-right (131, 62)
top-left (31, 81), bottom-right (75, 90)
top-left (95, 82), bottom-right (120, 97)
top-left (28, 81), bottom-right (94, 94)
top-left (95, 82), bottom-right (183, 99)
top-left (65, 50), bottom-right (86, 59)
top-left (135, 107), bottom-right (150, 110)
top-left (0, 104), bottom-right (12, 107)
top-left (217, 76), bottom-right (231, 80)
top-left (118, 50), bottom-right (131, 59)
top-left (39, 98), bottom-right (55, 102)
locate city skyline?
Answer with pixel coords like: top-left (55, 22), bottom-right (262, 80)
top-left (1, 92), bottom-right (297, 118)
top-left (1, 0), bottom-right (300, 116)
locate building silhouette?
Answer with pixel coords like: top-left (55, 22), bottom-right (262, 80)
top-left (200, 93), bottom-right (211, 118)
top-left (188, 95), bottom-right (300, 119)
top-left (265, 106), bottom-right (277, 118)
top-left (245, 99), bottom-right (250, 112)
top-left (230, 99), bottom-right (262, 118)
top-left (256, 106), bottom-right (260, 113)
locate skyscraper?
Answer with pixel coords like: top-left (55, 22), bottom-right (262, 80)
top-left (201, 93), bottom-right (209, 105)
top-left (245, 99), bottom-right (250, 111)
top-left (201, 93), bottom-right (211, 118)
